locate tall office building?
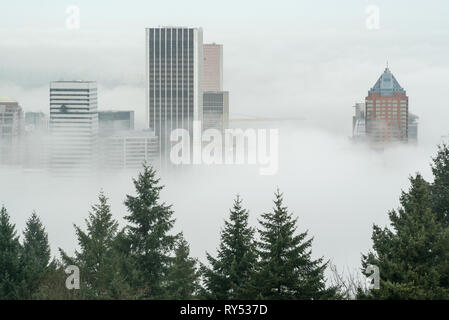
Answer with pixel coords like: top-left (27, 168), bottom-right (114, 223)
top-left (202, 43), bottom-right (229, 135)
top-left (365, 67), bottom-right (408, 144)
top-left (145, 27), bottom-right (203, 165)
top-left (49, 81), bottom-right (98, 172)
top-left (0, 97), bottom-right (24, 165)
top-left (203, 43), bottom-right (223, 91)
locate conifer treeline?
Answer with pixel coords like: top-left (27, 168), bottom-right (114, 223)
top-left (2, 145), bottom-right (449, 300)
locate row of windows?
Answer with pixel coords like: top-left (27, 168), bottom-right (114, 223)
top-left (367, 111), bottom-right (407, 114)
top-left (50, 89), bottom-right (95, 92)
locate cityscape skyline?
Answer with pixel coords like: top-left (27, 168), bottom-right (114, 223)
top-left (0, 24), bottom-right (426, 173)
top-left (1, 1), bottom-right (448, 144)
top-left (1, 2), bottom-right (449, 304)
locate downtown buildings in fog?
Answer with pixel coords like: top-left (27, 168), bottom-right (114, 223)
top-left (1, 28), bottom-right (424, 173)
top-left (144, 28), bottom-right (231, 167)
top-left (1, 26), bottom-right (232, 172)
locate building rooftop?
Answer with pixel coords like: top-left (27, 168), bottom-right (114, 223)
top-left (369, 67), bottom-right (406, 97)
top-left (50, 80), bottom-right (95, 83)
top-left (0, 96), bottom-right (18, 103)
top-left (149, 26), bottom-right (201, 30)
top-left (99, 110), bottom-right (134, 113)
top-left (110, 129), bottom-right (156, 138)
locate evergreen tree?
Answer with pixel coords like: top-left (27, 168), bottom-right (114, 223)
top-left (60, 192), bottom-right (130, 299)
top-left (123, 163), bottom-right (178, 299)
top-left (33, 260), bottom-right (85, 300)
top-left (254, 189), bottom-right (335, 300)
top-left (20, 212), bottom-right (51, 299)
top-left (0, 206), bottom-right (22, 300)
top-left (360, 174), bottom-right (449, 299)
top-left (431, 144), bottom-right (449, 227)
top-left (165, 235), bottom-right (200, 299)
top-left (201, 195), bottom-right (257, 299)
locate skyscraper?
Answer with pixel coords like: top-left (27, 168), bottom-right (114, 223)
top-left (49, 81), bottom-right (98, 172)
top-left (203, 43), bottom-right (223, 91)
top-left (202, 43), bottom-right (229, 136)
top-left (145, 27), bottom-right (203, 165)
top-left (365, 67), bottom-right (408, 144)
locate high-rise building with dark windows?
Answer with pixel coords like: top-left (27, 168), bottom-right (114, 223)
top-left (145, 27), bottom-right (203, 165)
top-left (365, 67), bottom-right (409, 144)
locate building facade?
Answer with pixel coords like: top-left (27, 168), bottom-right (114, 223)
top-left (100, 130), bottom-right (158, 169)
top-left (203, 91), bottom-right (229, 133)
top-left (99, 110), bottom-right (134, 137)
top-left (408, 113), bottom-right (419, 143)
top-left (25, 112), bottom-right (48, 132)
top-left (0, 97), bottom-right (24, 165)
top-left (365, 67), bottom-right (408, 144)
top-left (145, 27), bottom-right (203, 165)
top-left (23, 112), bottom-right (49, 169)
top-left (203, 43), bottom-right (223, 92)
top-left (352, 102), bottom-right (366, 141)
top-left (202, 42), bottom-right (229, 136)
top-left (49, 81), bottom-right (98, 172)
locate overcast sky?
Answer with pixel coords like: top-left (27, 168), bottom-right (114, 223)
top-left (1, 0), bottom-right (449, 279)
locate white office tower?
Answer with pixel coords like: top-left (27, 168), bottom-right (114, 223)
top-left (49, 81), bottom-right (98, 173)
top-left (145, 27), bottom-right (203, 166)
